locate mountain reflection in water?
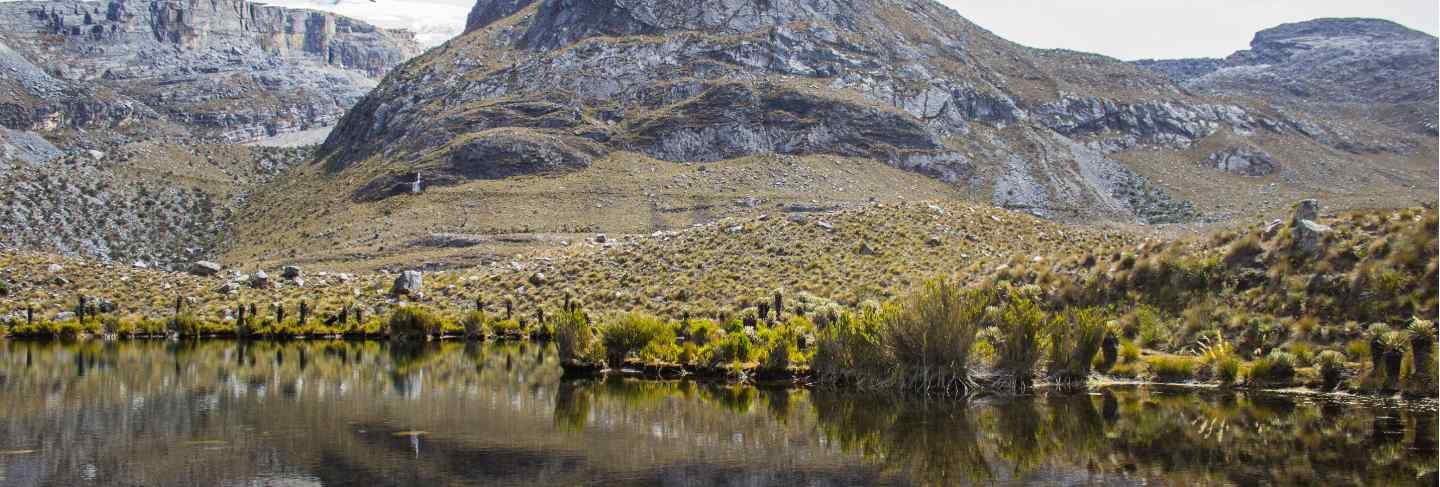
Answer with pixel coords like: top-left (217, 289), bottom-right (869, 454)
top-left (0, 340), bottom-right (1434, 486)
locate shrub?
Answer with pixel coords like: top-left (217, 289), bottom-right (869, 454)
top-left (712, 332), bottom-right (757, 366)
top-left (388, 306), bottom-right (440, 340)
top-left (1248, 350), bottom-right (1297, 385)
top-left (1315, 350), bottom-right (1347, 389)
top-left (553, 308), bottom-right (595, 364)
top-left (170, 313), bottom-right (203, 337)
top-left (995, 295), bottom-right (1046, 391)
top-left (461, 310), bottom-right (488, 339)
top-left (761, 337), bottom-right (797, 372)
top-left (1146, 355), bottom-right (1197, 382)
top-left (882, 280), bottom-right (989, 393)
top-left (1119, 339), bottom-right (1141, 363)
top-left (684, 319), bottom-right (720, 346)
top-left (1047, 307), bottom-right (1107, 382)
top-left (1214, 356), bottom-right (1241, 384)
top-left (600, 312), bottom-right (672, 368)
top-left (813, 307), bottom-right (886, 386)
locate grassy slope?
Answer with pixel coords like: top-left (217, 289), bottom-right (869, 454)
top-left (221, 152), bottom-right (982, 272)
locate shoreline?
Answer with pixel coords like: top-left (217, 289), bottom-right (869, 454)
top-left (6, 334), bottom-right (1434, 403)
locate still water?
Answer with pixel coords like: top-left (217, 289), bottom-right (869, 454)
top-left (0, 340), bottom-right (1434, 486)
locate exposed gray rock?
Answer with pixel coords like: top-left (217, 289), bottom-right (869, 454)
top-left (190, 261), bottom-right (223, 277)
top-left (528, 272), bottom-right (547, 286)
top-left (1136, 18), bottom-right (1439, 136)
top-left (250, 270), bottom-right (271, 289)
top-left (1293, 219), bottom-right (1333, 255)
top-left (282, 266), bottom-right (303, 280)
top-left (392, 270), bottom-right (423, 296)
top-left (0, 0), bottom-right (421, 143)
top-left (1208, 147), bottom-right (1277, 176)
top-left (1293, 199), bottom-right (1321, 223)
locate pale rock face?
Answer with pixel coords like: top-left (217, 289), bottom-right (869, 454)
top-left (1207, 147), bottom-right (1277, 176)
top-left (326, 0), bottom-right (1279, 224)
top-left (0, 0), bottom-right (421, 143)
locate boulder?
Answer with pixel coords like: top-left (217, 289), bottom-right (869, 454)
top-left (250, 270), bottom-right (270, 289)
top-left (54, 311), bottom-right (76, 322)
top-left (392, 270), bottom-right (423, 296)
top-left (858, 242), bottom-right (877, 255)
top-left (281, 265), bottom-right (302, 280)
top-left (594, 233), bottom-right (607, 244)
top-left (926, 235), bottom-right (944, 247)
top-left (1293, 219), bottom-right (1333, 254)
top-left (1207, 147), bottom-right (1277, 176)
top-left (1292, 199), bottom-right (1320, 223)
top-left (1287, 199), bottom-right (1329, 254)
top-left (190, 261), bottom-right (223, 276)
top-left (528, 272), bottom-right (547, 286)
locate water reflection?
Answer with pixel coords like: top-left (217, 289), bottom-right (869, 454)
top-left (0, 340), bottom-right (1434, 486)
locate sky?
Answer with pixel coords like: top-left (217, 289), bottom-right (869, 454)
top-left (940, 0), bottom-right (1440, 60)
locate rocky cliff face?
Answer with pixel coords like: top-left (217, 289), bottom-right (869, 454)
top-left (0, 0), bottom-right (422, 144)
top-left (0, 0), bottom-right (420, 268)
top-left (327, 0), bottom-right (1298, 224)
top-left (1136, 18), bottom-right (1439, 134)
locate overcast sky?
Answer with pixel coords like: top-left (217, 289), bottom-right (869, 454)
top-left (226, 0), bottom-right (1440, 58)
top-left (941, 0), bottom-right (1440, 60)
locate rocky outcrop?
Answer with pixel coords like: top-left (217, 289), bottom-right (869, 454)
top-left (321, 0), bottom-right (1242, 223)
top-left (1207, 146), bottom-right (1276, 176)
top-left (0, 0), bottom-right (421, 144)
top-left (1136, 19), bottom-right (1439, 135)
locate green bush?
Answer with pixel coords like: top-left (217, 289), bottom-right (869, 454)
top-left (600, 312), bottom-right (672, 368)
top-left (170, 313), bottom-right (203, 337)
top-left (1214, 356), bottom-right (1241, 384)
top-left (813, 307), bottom-right (887, 386)
top-left (1315, 350), bottom-right (1347, 389)
top-left (882, 280), bottom-right (989, 392)
top-left (1047, 307), bottom-right (1107, 382)
top-left (995, 295), bottom-right (1047, 390)
top-left (461, 310), bottom-right (488, 339)
top-left (1145, 355), bottom-right (1197, 382)
top-left (553, 308), bottom-right (595, 364)
top-left (1248, 350), bottom-right (1297, 384)
top-left (711, 332), bottom-right (757, 366)
top-left (388, 306), bottom-right (441, 340)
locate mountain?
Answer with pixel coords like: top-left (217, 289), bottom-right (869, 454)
top-left (0, 0), bottom-right (421, 145)
top-left (0, 0), bottom-right (420, 269)
top-left (221, 0), bottom-right (1435, 270)
top-left (1135, 18), bottom-right (1439, 135)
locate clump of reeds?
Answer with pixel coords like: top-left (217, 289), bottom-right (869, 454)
top-left (388, 306), bottom-right (440, 341)
top-left (599, 312), bottom-right (671, 369)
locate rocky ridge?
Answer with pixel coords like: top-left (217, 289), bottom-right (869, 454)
top-left (0, 0), bottom-right (421, 268)
top-left (0, 0), bottom-right (422, 145)
top-left (308, 0), bottom-right (1433, 243)
top-left (1136, 18), bottom-right (1439, 135)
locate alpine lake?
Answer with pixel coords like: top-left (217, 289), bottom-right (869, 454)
top-left (1, 340), bottom-right (1435, 486)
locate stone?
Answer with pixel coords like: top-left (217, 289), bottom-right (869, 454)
top-left (281, 266), bottom-right (302, 280)
top-left (250, 270), bottom-right (270, 289)
top-left (816, 221), bottom-right (834, 230)
top-left (787, 214), bottom-right (808, 224)
top-left (392, 270), bottom-right (423, 296)
top-left (594, 234), bottom-right (607, 243)
top-left (1293, 219), bottom-right (1333, 254)
top-left (528, 272), bottom-right (547, 286)
top-left (47, 264), bottom-right (63, 273)
top-left (926, 236), bottom-right (944, 247)
top-left (217, 282), bottom-right (240, 295)
top-left (54, 311), bottom-right (76, 322)
top-left (1263, 219), bottom-right (1284, 239)
top-left (1292, 199), bottom-right (1320, 224)
top-left (858, 242), bottom-right (877, 255)
top-left (190, 261), bottom-right (223, 276)
top-left (1206, 147), bottom-right (1277, 176)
